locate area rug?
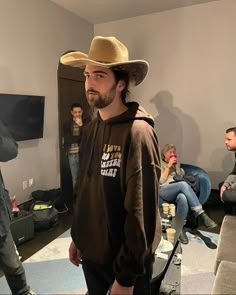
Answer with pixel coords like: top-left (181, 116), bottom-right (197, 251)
top-left (0, 229), bottom-right (219, 294)
top-left (0, 230), bottom-right (87, 294)
top-left (181, 230), bottom-right (219, 294)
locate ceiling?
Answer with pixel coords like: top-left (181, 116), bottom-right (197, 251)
top-left (50, 0), bottom-right (219, 24)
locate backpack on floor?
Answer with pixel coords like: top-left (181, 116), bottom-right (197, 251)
top-left (30, 188), bottom-right (66, 212)
top-left (31, 201), bottom-right (59, 230)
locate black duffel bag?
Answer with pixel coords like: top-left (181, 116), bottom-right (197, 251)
top-left (31, 201), bottom-right (59, 230)
top-left (31, 188), bottom-right (66, 212)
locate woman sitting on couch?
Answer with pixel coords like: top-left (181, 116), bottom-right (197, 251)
top-left (160, 143), bottom-right (217, 244)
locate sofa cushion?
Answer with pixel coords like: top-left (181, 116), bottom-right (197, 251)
top-left (212, 260), bottom-right (236, 294)
top-left (214, 215), bottom-right (236, 274)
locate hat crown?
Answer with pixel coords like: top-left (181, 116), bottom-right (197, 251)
top-left (88, 36), bottom-right (129, 64)
top-left (60, 35), bottom-right (149, 86)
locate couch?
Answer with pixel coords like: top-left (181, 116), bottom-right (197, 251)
top-left (212, 200), bottom-right (236, 294)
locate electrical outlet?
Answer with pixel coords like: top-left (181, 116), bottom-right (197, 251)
top-left (29, 178), bottom-right (34, 187)
top-left (22, 180), bottom-right (27, 190)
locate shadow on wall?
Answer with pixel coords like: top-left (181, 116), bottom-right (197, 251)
top-left (0, 66), bottom-right (14, 91)
top-left (150, 90), bottom-right (201, 163)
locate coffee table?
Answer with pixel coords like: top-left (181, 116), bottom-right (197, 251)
top-left (150, 214), bottom-right (185, 293)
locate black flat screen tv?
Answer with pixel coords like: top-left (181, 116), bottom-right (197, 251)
top-left (0, 93), bottom-right (45, 141)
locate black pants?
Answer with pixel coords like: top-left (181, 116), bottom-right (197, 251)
top-left (0, 231), bottom-right (29, 295)
top-left (82, 257), bottom-right (152, 295)
top-left (222, 189), bottom-right (236, 215)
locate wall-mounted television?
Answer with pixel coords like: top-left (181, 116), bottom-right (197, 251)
top-left (0, 93), bottom-right (45, 141)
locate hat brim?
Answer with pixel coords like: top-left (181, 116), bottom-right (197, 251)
top-left (60, 52), bottom-right (149, 86)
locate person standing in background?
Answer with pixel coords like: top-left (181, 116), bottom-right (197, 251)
top-left (63, 103), bottom-right (83, 188)
top-left (0, 119), bottom-right (35, 295)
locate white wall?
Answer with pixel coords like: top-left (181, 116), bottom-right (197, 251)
top-left (95, 0), bottom-right (236, 188)
top-left (0, 0), bottom-right (93, 202)
top-left (0, 0), bottom-right (234, 198)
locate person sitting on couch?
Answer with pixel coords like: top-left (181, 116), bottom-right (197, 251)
top-left (220, 127), bottom-right (236, 213)
top-left (160, 143), bottom-right (217, 244)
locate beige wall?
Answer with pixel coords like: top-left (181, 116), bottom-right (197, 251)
top-left (0, 0), bottom-right (234, 200)
top-left (95, 0), bottom-right (236, 188)
top-left (0, 0), bottom-right (93, 202)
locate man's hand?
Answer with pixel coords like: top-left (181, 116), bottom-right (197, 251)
top-left (74, 118), bottom-right (83, 126)
top-left (220, 185), bottom-right (229, 200)
top-left (110, 280), bottom-right (134, 295)
top-left (69, 241), bottom-right (81, 267)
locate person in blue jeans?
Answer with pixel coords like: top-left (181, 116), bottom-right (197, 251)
top-left (0, 119), bottom-right (35, 295)
top-left (63, 103), bottom-right (83, 188)
top-left (160, 144), bottom-right (217, 244)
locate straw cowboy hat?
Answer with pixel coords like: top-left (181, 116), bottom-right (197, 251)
top-left (60, 36), bottom-right (149, 86)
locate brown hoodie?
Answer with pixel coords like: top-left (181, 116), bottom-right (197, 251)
top-left (71, 102), bottom-right (161, 286)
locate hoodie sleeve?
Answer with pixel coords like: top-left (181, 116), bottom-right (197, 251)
top-left (230, 154), bottom-right (236, 175)
top-left (114, 120), bottom-right (161, 287)
top-left (223, 154), bottom-right (236, 187)
top-left (0, 120), bottom-right (18, 162)
top-left (223, 174), bottom-right (236, 188)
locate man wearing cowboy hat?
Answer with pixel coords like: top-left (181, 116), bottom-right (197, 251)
top-left (60, 36), bottom-right (161, 295)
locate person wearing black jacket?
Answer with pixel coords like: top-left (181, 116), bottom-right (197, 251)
top-left (0, 120), bottom-right (35, 295)
top-left (220, 127), bottom-right (236, 213)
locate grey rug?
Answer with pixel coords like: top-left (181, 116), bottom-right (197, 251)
top-left (0, 229), bottom-right (219, 294)
top-left (0, 230), bottom-right (87, 294)
top-left (181, 230), bottom-right (219, 294)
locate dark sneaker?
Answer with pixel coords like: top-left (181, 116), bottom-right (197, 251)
top-left (178, 229), bottom-right (189, 244)
top-left (188, 228), bottom-right (217, 249)
top-left (198, 212), bottom-right (217, 228)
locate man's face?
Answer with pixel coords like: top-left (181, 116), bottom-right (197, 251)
top-left (71, 107), bottom-right (83, 120)
top-left (225, 131), bottom-right (236, 151)
top-left (84, 65), bottom-right (120, 109)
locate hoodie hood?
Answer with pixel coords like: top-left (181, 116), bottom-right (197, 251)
top-left (97, 101), bottom-right (154, 127)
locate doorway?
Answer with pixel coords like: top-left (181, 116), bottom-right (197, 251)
top-left (57, 63), bottom-right (93, 209)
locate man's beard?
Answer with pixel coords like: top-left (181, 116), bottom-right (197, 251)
top-left (86, 84), bottom-right (117, 109)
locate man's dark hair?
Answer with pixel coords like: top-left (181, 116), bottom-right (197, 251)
top-left (226, 127), bottom-right (236, 135)
top-left (112, 69), bottom-right (130, 104)
top-left (70, 102), bottom-right (82, 111)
